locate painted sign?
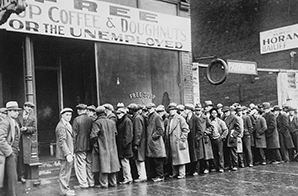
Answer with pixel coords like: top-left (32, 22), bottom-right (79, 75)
top-left (0, 0), bottom-right (191, 51)
top-left (0, 0), bottom-right (26, 25)
top-left (260, 24), bottom-right (298, 54)
top-left (227, 59), bottom-right (258, 75)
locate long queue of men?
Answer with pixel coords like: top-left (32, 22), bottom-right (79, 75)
top-left (55, 100), bottom-right (298, 196)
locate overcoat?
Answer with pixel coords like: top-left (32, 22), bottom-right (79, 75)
top-left (186, 112), bottom-right (199, 162)
top-left (236, 116), bottom-right (244, 153)
top-left (253, 115), bottom-right (267, 148)
top-left (132, 113), bottom-right (146, 161)
top-left (276, 113), bottom-right (294, 149)
top-left (166, 113), bottom-right (190, 165)
top-left (90, 115), bottom-right (120, 173)
top-left (146, 111), bottom-right (166, 158)
top-left (116, 114), bottom-right (133, 159)
top-left (19, 112), bottom-right (36, 164)
top-left (55, 120), bottom-right (74, 160)
top-left (196, 114), bottom-right (214, 160)
top-left (224, 114), bottom-right (241, 148)
top-left (263, 111), bottom-right (280, 149)
top-left (72, 113), bottom-right (93, 153)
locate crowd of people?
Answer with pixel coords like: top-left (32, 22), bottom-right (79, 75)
top-left (1, 99), bottom-right (298, 196)
top-left (55, 100), bottom-right (298, 196)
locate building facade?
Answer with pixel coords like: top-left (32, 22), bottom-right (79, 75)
top-left (0, 0), bottom-right (192, 178)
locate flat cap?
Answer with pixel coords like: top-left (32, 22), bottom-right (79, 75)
top-left (272, 105), bottom-right (282, 112)
top-left (116, 103), bottom-right (125, 109)
top-left (76, 103), bottom-right (87, 109)
top-left (287, 106), bottom-right (297, 112)
top-left (216, 103), bottom-right (223, 109)
top-left (195, 103), bottom-right (203, 111)
top-left (176, 104), bottom-right (185, 111)
top-left (60, 108), bottom-right (73, 115)
top-left (24, 101), bottom-right (35, 108)
top-left (156, 105), bottom-right (165, 112)
top-left (222, 106), bottom-right (230, 112)
top-left (103, 103), bottom-right (114, 111)
top-left (204, 100), bottom-right (213, 107)
top-left (116, 107), bottom-right (127, 114)
top-left (168, 102), bottom-right (178, 110)
top-left (184, 103), bottom-right (194, 111)
top-left (262, 102), bottom-right (271, 109)
top-left (127, 103), bottom-right (140, 111)
top-left (87, 105), bottom-right (96, 111)
top-left (95, 106), bottom-right (105, 114)
top-left (146, 103), bottom-right (156, 109)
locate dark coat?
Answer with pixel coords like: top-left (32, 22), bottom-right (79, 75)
top-left (224, 114), bottom-right (241, 148)
top-left (249, 114), bottom-right (256, 147)
top-left (196, 114), bottom-right (214, 160)
top-left (132, 112), bottom-right (146, 161)
top-left (166, 113), bottom-right (190, 165)
top-left (253, 115), bottom-right (267, 148)
top-left (186, 113), bottom-right (199, 162)
top-left (289, 115), bottom-right (298, 134)
top-left (146, 111), bottom-right (166, 158)
top-left (263, 111), bottom-right (280, 149)
top-left (19, 112), bottom-right (37, 164)
top-left (0, 117), bottom-right (20, 157)
top-left (116, 114), bottom-right (133, 159)
top-left (276, 113), bottom-right (294, 149)
top-left (90, 115), bottom-right (120, 173)
top-left (72, 113), bottom-right (93, 153)
top-left (55, 120), bottom-right (74, 160)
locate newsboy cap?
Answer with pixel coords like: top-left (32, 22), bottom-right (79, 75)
top-left (116, 107), bottom-right (127, 114)
top-left (195, 103), bottom-right (203, 111)
top-left (262, 102), bottom-right (271, 109)
top-left (184, 103), bottom-right (194, 111)
top-left (87, 105), bottom-right (96, 111)
top-left (6, 101), bottom-right (22, 111)
top-left (24, 101), bottom-right (35, 108)
top-left (146, 103), bottom-right (156, 109)
top-left (216, 103), bottom-right (223, 109)
top-left (222, 106), bottom-right (230, 112)
top-left (272, 105), bottom-right (282, 112)
top-left (156, 105), bottom-right (165, 112)
top-left (102, 103), bottom-right (114, 111)
top-left (95, 106), bottom-right (105, 114)
top-left (127, 103), bottom-right (140, 111)
top-left (168, 102), bottom-right (178, 110)
top-left (76, 103), bottom-right (87, 110)
top-left (204, 100), bottom-right (213, 107)
top-left (0, 108), bottom-right (7, 114)
top-left (60, 108), bottom-right (73, 115)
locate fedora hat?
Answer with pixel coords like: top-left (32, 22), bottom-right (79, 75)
top-left (24, 101), bottom-right (35, 108)
top-left (6, 101), bottom-right (22, 111)
top-left (156, 105), bottom-right (165, 112)
top-left (176, 104), bottom-right (184, 111)
top-left (116, 107), bottom-right (127, 114)
top-left (262, 102), bottom-right (271, 109)
top-left (0, 108), bottom-right (7, 114)
top-left (60, 108), bottom-right (73, 115)
top-left (184, 103), bottom-right (194, 111)
top-left (222, 106), bottom-right (230, 112)
top-left (87, 105), bottom-right (96, 111)
top-left (146, 103), bottom-right (156, 109)
top-left (103, 103), bottom-right (114, 111)
top-left (272, 105), bottom-right (282, 112)
top-left (195, 103), bottom-right (203, 111)
top-left (168, 102), bottom-right (177, 110)
top-left (204, 100), bottom-right (213, 107)
top-left (76, 103), bottom-right (87, 110)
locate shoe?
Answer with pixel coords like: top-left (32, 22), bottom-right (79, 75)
top-left (231, 167), bottom-right (238, 171)
top-left (271, 161), bottom-right (279, 164)
top-left (152, 177), bottom-right (164, 182)
top-left (61, 190), bottom-right (75, 196)
top-left (240, 164), bottom-right (245, 168)
top-left (134, 178), bottom-right (147, 183)
top-left (219, 169), bottom-right (224, 173)
top-left (210, 169), bottom-right (216, 172)
top-left (177, 175), bottom-right (186, 179)
top-left (248, 164), bottom-right (253, 167)
top-left (169, 174), bottom-right (178, 179)
top-left (73, 185), bottom-right (88, 189)
top-left (20, 177), bottom-right (26, 184)
top-left (261, 162), bottom-right (266, 165)
top-left (203, 169), bottom-right (209, 174)
top-left (120, 180), bottom-right (132, 185)
top-left (192, 172), bottom-right (199, 176)
top-left (94, 185), bottom-right (102, 188)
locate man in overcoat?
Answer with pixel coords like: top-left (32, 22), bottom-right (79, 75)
top-left (55, 108), bottom-right (75, 196)
top-left (222, 106), bottom-right (241, 171)
top-left (145, 103), bottom-right (166, 182)
top-left (90, 106), bottom-right (120, 188)
top-left (166, 103), bottom-right (190, 179)
top-left (0, 101), bottom-right (22, 196)
top-left (128, 103), bottom-right (147, 183)
top-left (116, 107), bottom-right (133, 184)
top-left (288, 107), bottom-right (298, 160)
top-left (274, 105), bottom-right (294, 163)
top-left (262, 102), bottom-right (282, 164)
top-left (72, 104), bottom-right (94, 189)
top-left (18, 101), bottom-right (36, 183)
top-left (241, 106), bottom-right (253, 167)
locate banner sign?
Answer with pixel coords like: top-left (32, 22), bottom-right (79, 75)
top-left (260, 24), bottom-right (298, 54)
top-left (227, 59), bottom-right (258, 75)
top-left (0, 0), bottom-right (191, 51)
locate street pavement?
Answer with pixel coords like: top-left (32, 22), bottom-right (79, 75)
top-left (18, 162), bottom-right (298, 196)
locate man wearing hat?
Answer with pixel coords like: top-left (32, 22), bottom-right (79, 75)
top-left (103, 103), bottom-right (117, 123)
top-left (127, 103), bottom-right (147, 183)
top-left (115, 107), bottom-right (133, 185)
top-left (18, 101), bottom-right (37, 184)
top-left (263, 102), bottom-right (282, 164)
top-left (86, 105), bottom-right (97, 120)
top-left (274, 105), bottom-right (294, 163)
top-left (0, 108), bottom-right (7, 122)
top-left (90, 106), bottom-right (120, 188)
top-left (72, 104), bottom-right (94, 189)
top-left (145, 103), bottom-right (166, 182)
top-left (0, 101), bottom-right (22, 196)
top-left (288, 107), bottom-right (298, 160)
top-left (55, 108), bottom-right (75, 196)
top-left (204, 100), bottom-right (213, 118)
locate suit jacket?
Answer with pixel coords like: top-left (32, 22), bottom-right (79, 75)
top-left (289, 115), bottom-right (298, 133)
top-left (19, 112), bottom-right (37, 164)
top-left (0, 117), bottom-right (20, 157)
top-left (224, 114), bottom-right (241, 148)
top-left (263, 111), bottom-right (280, 149)
top-left (55, 119), bottom-right (74, 160)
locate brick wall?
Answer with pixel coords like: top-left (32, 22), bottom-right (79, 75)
top-left (191, 0), bottom-right (298, 107)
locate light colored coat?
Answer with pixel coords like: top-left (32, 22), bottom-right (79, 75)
top-left (254, 115), bottom-right (267, 148)
top-left (166, 113), bottom-right (190, 166)
top-left (55, 119), bottom-right (74, 160)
